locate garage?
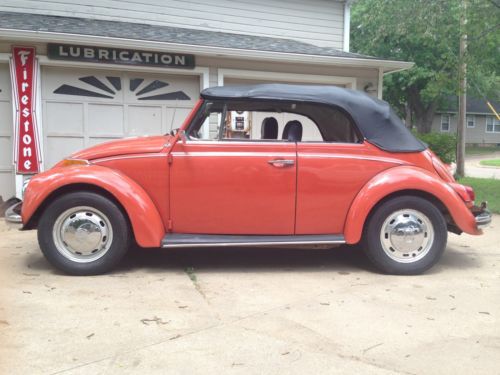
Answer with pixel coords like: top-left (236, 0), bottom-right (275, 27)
top-left (41, 66), bottom-right (200, 167)
top-left (0, 63), bottom-right (14, 199)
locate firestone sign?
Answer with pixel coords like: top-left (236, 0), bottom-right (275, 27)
top-left (47, 44), bottom-right (195, 69)
top-left (11, 46), bottom-right (41, 174)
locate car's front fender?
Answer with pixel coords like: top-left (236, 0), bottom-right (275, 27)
top-left (343, 166), bottom-right (480, 244)
top-left (22, 165), bottom-right (165, 248)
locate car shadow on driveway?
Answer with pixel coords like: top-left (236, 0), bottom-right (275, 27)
top-left (119, 245), bottom-right (373, 274)
top-left (23, 244), bottom-right (481, 275)
top-left (429, 244), bottom-right (482, 274)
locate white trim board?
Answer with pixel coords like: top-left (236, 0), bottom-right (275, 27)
top-left (37, 56), bottom-right (210, 92)
top-left (0, 28), bottom-right (414, 73)
top-left (217, 68), bottom-right (357, 89)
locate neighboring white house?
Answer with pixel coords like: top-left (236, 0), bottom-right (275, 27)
top-left (432, 96), bottom-right (500, 145)
top-left (0, 0), bottom-right (412, 200)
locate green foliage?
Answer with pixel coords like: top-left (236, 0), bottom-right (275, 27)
top-left (351, 0), bottom-right (500, 131)
top-left (466, 1), bottom-right (500, 102)
top-left (413, 131), bottom-right (457, 164)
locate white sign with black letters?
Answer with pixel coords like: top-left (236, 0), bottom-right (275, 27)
top-left (47, 44), bottom-right (195, 69)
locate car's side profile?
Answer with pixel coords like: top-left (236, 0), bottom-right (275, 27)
top-left (20, 84), bottom-right (491, 275)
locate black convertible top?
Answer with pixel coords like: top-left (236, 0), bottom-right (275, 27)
top-left (201, 84), bottom-right (426, 153)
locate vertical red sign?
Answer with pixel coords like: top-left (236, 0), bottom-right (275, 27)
top-left (11, 46), bottom-right (40, 174)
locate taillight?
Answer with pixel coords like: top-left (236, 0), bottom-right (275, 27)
top-left (464, 185), bottom-right (475, 202)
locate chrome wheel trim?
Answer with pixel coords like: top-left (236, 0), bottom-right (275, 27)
top-left (52, 206), bottom-right (113, 263)
top-left (380, 209), bottom-right (434, 263)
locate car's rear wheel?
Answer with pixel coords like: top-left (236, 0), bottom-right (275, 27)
top-left (363, 196), bottom-right (447, 275)
top-left (38, 191), bottom-right (130, 275)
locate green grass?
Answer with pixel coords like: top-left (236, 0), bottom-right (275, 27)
top-left (479, 159), bottom-right (500, 167)
top-left (465, 145), bottom-right (500, 156)
top-left (457, 177), bottom-right (500, 214)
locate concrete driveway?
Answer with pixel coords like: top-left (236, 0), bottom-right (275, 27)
top-left (1, 218), bottom-right (499, 375)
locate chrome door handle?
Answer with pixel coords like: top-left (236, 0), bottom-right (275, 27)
top-left (267, 159), bottom-right (295, 167)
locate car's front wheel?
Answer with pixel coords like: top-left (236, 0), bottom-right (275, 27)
top-left (38, 191), bottom-right (131, 275)
top-left (363, 196), bottom-right (447, 275)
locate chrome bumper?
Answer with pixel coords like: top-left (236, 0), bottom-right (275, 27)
top-left (473, 202), bottom-right (492, 229)
top-left (5, 201), bottom-right (22, 224)
top-left (476, 210), bottom-right (492, 229)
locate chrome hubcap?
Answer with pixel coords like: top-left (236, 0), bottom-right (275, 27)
top-left (53, 206), bottom-right (113, 263)
top-left (380, 209), bottom-right (434, 263)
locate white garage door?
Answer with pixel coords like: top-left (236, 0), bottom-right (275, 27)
top-left (0, 63), bottom-right (15, 200)
top-left (41, 66), bottom-right (200, 167)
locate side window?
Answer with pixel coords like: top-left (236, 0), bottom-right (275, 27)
top-left (221, 110), bottom-right (322, 141)
top-left (186, 102), bottom-right (222, 141)
top-left (186, 100), bottom-right (360, 143)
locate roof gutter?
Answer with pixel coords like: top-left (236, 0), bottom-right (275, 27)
top-left (0, 28), bottom-right (414, 73)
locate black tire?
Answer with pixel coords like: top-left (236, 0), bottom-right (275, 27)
top-left (38, 191), bottom-right (131, 275)
top-left (362, 196), bottom-right (447, 275)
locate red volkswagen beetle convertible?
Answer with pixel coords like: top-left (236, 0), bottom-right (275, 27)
top-left (21, 84), bottom-right (491, 275)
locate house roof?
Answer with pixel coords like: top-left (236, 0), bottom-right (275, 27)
top-left (201, 84), bottom-right (426, 153)
top-left (0, 11), bottom-right (413, 72)
top-left (438, 96), bottom-right (499, 115)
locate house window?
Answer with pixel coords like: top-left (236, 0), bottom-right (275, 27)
top-left (486, 116), bottom-right (500, 133)
top-left (441, 114), bottom-right (450, 132)
top-left (467, 115), bottom-right (475, 128)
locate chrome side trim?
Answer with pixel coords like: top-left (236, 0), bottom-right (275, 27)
top-left (299, 153), bottom-right (405, 165)
top-left (92, 153), bottom-right (167, 164)
top-left (170, 152), bottom-right (295, 158)
top-left (162, 240), bottom-right (345, 248)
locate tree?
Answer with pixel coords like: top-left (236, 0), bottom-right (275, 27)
top-left (351, 0), bottom-right (499, 134)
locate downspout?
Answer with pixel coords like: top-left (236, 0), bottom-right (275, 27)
top-left (377, 67), bottom-right (384, 99)
top-left (343, 1), bottom-right (352, 52)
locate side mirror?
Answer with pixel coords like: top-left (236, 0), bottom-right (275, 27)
top-left (179, 129), bottom-right (187, 144)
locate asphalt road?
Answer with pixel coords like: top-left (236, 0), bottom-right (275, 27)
top-left (0, 218), bottom-right (499, 375)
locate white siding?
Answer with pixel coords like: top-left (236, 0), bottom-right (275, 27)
top-left (0, 0), bottom-right (345, 48)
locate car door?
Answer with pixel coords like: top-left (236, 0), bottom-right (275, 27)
top-left (169, 139), bottom-right (297, 235)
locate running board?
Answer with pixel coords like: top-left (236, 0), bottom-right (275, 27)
top-left (161, 233), bottom-right (345, 248)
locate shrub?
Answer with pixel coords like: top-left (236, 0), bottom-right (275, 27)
top-left (413, 131), bottom-right (457, 164)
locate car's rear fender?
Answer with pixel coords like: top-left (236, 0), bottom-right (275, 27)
top-left (343, 166), bottom-right (480, 244)
top-left (22, 165), bottom-right (165, 248)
